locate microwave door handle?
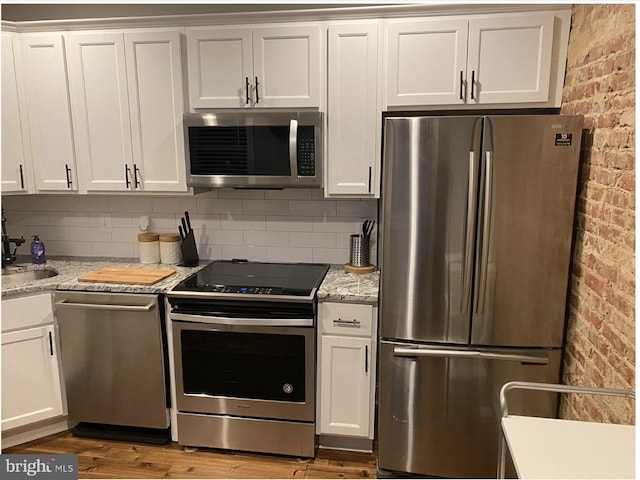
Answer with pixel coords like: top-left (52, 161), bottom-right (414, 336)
top-left (289, 119), bottom-right (299, 177)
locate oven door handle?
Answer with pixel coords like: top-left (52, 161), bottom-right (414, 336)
top-left (171, 313), bottom-right (313, 327)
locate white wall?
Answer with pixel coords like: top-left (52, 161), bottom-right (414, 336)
top-left (1, 189), bottom-right (378, 265)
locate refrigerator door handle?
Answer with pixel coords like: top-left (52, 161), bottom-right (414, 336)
top-left (393, 346), bottom-right (549, 365)
top-left (476, 150), bottom-right (493, 315)
top-left (462, 151), bottom-right (479, 314)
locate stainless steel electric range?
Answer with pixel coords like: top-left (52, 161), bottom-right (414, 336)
top-left (167, 260), bottom-right (330, 458)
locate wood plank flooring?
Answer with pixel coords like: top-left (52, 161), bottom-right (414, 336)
top-left (4, 431), bottom-right (378, 479)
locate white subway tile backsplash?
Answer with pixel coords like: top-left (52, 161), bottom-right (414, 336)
top-left (242, 199), bottom-right (289, 216)
top-left (2, 193), bottom-right (379, 262)
top-left (289, 200), bottom-right (337, 217)
top-left (220, 214), bottom-right (266, 231)
top-left (26, 196), bottom-right (69, 212)
top-left (196, 198), bottom-right (242, 214)
top-left (336, 200), bottom-right (377, 218)
top-left (221, 245), bottom-right (267, 262)
top-left (267, 247), bottom-right (313, 263)
top-left (290, 232), bottom-right (336, 248)
top-left (266, 216), bottom-right (313, 232)
top-left (244, 230), bottom-right (289, 247)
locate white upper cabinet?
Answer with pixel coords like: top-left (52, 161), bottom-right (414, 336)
top-left (385, 11), bottom-right (564, 108)
top-left (20, 33), bottom-right (78, 192)
top-left (466, 14), bottom-right (554, 104)
top-left (386, 19), bottom-right (468, 106)
top-left (326, 22), bottom-right (381, 197)
top-left (125, 31), bottom-right (187, 192)
top-left (66, 32), bottom-right (133, 192)
top-left (1, 32), bottom-right (32, 194)
top-left (66, 29), bottom-right (187, 193)
top-left (187, 24), bottom-right (322, 109)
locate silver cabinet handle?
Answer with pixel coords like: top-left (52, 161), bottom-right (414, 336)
top-left (332, 318), bottom-right (361, 327)
top-left (289, 118), bottom-right (298, 177)
top-left (476, 150), bottom-right (493, 315)
top-left (393, 347), bottom-right (548, 365)
top-left (55, 300), bottom-right (155, 312)
top-left (462, 151), bottom-right (479, 315)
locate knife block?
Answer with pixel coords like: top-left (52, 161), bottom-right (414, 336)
top-left (180, 231), bottom-right (199, 267)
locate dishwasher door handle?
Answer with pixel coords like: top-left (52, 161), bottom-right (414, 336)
top-left (55, 300), bottom-right (156, 312)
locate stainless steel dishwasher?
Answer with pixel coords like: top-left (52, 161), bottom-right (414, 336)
top-left (54, 291), bottom-right (170, 442)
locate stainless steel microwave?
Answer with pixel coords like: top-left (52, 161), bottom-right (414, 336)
top-left (184, 111), bottom-right (323, 188)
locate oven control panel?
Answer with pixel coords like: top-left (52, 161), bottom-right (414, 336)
top-left (204, 285), bottom-right (282, 295)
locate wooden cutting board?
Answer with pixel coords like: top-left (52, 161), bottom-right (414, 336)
top-left (78, 267), bottom-right (176, 285)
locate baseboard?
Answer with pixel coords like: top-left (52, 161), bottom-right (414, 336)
top-left (1, 417), bottom-right (73, 449)
top-left (318, 434), bottom-right (373, 452)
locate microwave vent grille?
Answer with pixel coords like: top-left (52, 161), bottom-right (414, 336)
top-left (189, 126), bottom-right (249, 175)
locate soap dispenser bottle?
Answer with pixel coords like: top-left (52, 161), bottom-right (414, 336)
top-left (31, 235), bottom-right (46, 264)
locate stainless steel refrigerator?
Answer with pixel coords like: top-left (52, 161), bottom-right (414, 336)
top-left (378, 115), bottom-right (583, 478)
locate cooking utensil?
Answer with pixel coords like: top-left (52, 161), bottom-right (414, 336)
top-left (185, 211), bottom-right (192, 232)
top-left (178, 225), bottom-right (185, 240)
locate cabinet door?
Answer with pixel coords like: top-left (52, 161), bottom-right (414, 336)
top-left (326, 22), bottom-right (381, 197)
top-left (21, 34), bottom-right (78, 191)
top-left (467, 14), bottom-right (554, 104)
top-left (125, 31), bottom-right (188, 192)
top-left (66, 32), bottom-right (133, 192)
top-left (186, 27), bottom-right (253, 108)
top-left (386, 19), bottom-right (468, 106)
top-left (252, 25), bottom-right (321, 108)
top-left (1, 32), bottom-right (32, 193)
top-left (319, 335), bottom-right (371, 437)
top-left (1, 325), bottom-right (64, 431)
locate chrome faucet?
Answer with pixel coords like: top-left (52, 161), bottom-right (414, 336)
top-left (2, 207), bottom-right (25, 268)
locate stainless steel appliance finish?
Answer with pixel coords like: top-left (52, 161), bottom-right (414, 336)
top-left (54, 291), bottom-right (169, 429)
top-left (177, 413), bottom-right (316, 458)
top-left (184, 111), bottom-right (323, 188)
top-left (167, 260), bottom-right (329, 457)
top-left (378, 115), bottom-right (583, 478)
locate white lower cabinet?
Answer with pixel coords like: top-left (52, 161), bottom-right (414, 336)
top-left (317, 301), bottom-right (377, 446)
top-left (1, 293), bottom-right (65, 432)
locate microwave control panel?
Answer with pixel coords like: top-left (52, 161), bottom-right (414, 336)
top-left (298, 134), bottom-right (316, 177)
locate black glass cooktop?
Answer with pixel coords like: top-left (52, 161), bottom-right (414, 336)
top-left (173, 260), bottom-right (330, 297)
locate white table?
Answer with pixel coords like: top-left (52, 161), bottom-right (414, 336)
top-left (501, 415), bottom-right (635, 479)
top-left (497, 381), bottom-right (635, 479)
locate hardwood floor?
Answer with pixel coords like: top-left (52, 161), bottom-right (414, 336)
top-left (4, 432), bottom-right (378, 479)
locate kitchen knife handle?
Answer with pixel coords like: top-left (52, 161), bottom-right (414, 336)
top-left (125, 165), bottom-right (131, 188)
top-left (245, 76), bottom-right (250, 105)
top-left (181, 217), bottom-right (189, 236)
top-left (476, 151), bottom-right (493, 315)
top-left (461, 151), bottom-right (478, 315)
top-left (184, 211), bottom-right (192, 232)
top-left (178, 225), bottom-right (185, 240)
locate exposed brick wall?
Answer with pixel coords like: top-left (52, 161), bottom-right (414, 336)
top-left (560, 4), bottom-right (635, 423)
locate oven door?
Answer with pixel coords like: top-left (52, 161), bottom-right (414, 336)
top-left (172, 318), bottom-right (315, 422)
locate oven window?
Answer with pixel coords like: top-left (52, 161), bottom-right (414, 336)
top-left (181, 330), bottom-right (306, 402)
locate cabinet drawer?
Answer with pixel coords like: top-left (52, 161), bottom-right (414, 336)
top-left (320, 302), bottom-right (373, 337)
top-left (1, 293), bottom-right (53, 332)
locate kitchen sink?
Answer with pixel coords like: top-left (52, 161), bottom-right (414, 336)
top-left (2, 268), bottom-right (58, 286)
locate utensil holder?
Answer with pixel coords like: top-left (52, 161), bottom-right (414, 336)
top-left (349, 234), bottom-right (370, 267)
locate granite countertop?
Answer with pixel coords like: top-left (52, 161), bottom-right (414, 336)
top-left (2, 258), bottom-right (380, 303)
top-left (1, 257), bottom-right (209, 298)
top-left (317, 265), bottom-right (380, 304)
